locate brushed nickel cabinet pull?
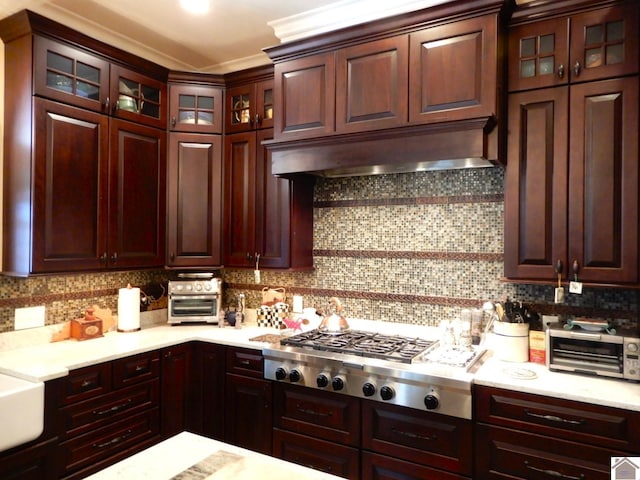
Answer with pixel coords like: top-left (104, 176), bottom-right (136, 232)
top-left (525, 460), bottom-right (585, 479)
top-left (524, 409), bottom-right (584, 425)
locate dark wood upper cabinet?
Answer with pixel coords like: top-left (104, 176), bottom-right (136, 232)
top-left (169, 84), bottom-right (223, 134)
top-left (508, 2), bottom-right (638, 92)
top-left (335, 36), bottom-right (408, 133)
top-left (409, 14), bottom-right (499, 124)
top-left (225, 79), bottom-right (274, 134)
top-left (273, 52), bottom-right (336, 140)
top-left (166, 132), bottom-right (223, 268)
top-left (1, 10), bottom-right (168, 275)
top-left (109, 119), bottom-right (166, 269)
top-left (110, 65), bottom-right (167, 129)
top-left (34, 36), bottom-right (110, 113)
top-left (223, 128), bottom-right (314, 270)
top-left (31, 98), bottom-right (110, 273)
top-left (504, 1), bottom-right (639, 286)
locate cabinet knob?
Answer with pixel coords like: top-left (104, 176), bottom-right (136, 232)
top-left (171, 116), bottom-right (176, 127)
top-left (573, 61), bottom-right (581, 77)
top-left (572, 260), bottom-right (580, 275)
top-left (111, 252), bottom-right (118, 263)
top-left (255, 114), bottom-right (260, 126)
top-left (105, 97), bottom-right (110, 112)
top-left (557, 64), bottom-right (564, 79)
top-left (100, 252), bottom-right (108, 264)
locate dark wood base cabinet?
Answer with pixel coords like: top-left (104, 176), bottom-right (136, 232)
top-left (362, 400), bottom-right (473, 478)
top-left (475, 423), bottom-right (625, 480)
top-left (273, 429), bottom-right (360, 479)
top-left (0, 438), bottom-right (59, 480)
top-left (224, 347), bottom-right (273, 455)
top-left (475, 385), bottom-right (640, 480)
top-left (362, 452), bottom-right (468, 480)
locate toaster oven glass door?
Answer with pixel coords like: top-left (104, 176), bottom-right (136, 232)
top-left (170, 296), bottom-right (218, 319)
top-left (550, 336), bottom-right (623, 375)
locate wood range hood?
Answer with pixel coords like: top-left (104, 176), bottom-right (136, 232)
top-left (264, 116), bottom-right (500, 177)
top-left (263, 0), bottom-right (506, 178)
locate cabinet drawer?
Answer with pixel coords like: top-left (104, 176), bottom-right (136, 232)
top-left (475, 386), bottom-right (640, 451)
top-left (362, 400), bottom-right (472, 476)
top-left (226, 347), bottom-right (263, 378)
top-left (61, 362), bottom-right (112, 405)
top-left (112, 350), bottom-right (160, 388)
top-left (362, 452), bottom-right (467, 480)
top-left (59, 379), bottom-right (159, 438)
top-left (60, 407), bottom-right (160, 474)
top-left (273, 428), bottom-right (359, 480)
top-left (273, 383), bottom-right (360, 446)
top-left (475, 423), bottom-right (625, 480)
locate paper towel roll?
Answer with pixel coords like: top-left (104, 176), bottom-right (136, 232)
top-left (118, 285), bottom-right (141, 332)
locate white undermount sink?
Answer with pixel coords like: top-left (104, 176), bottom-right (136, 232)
top-left (0, 373), bottom-right (44, 452)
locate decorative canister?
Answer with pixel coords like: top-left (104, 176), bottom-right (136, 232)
top-left (272, 302), bottom-right (289, 329)
top-left (256, 305), bottom-right (274, 327)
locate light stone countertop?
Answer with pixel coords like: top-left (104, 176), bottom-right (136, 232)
top-left (474, 353), bottom-right (640, 411)
top-left (0, 314), bottom-right (638, 411)
top-left (85, 431), bottom-right (343, 480)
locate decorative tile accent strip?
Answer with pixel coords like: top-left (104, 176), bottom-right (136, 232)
top-left (313, 250), bottom-right (503, 262)
top-left (315, 193), bottom-right (503, 208)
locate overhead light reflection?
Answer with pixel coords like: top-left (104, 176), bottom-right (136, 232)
top-left (179, 0), bottom-right (210, 15)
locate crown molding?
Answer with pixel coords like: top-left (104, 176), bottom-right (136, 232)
top-left (268, 0), bottom-right (452, 43)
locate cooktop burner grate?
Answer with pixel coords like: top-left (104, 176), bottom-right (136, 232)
top-left (280, 329), bottom-right (437, 363)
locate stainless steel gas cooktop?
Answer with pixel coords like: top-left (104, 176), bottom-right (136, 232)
top-left (263, 329), bottom-right (485, 419)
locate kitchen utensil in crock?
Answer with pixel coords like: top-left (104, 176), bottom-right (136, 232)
top-left (317, 297), bottom-right (350, 334)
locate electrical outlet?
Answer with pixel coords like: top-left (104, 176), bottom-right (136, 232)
top-left (14, 306), bottom-right (46, 330)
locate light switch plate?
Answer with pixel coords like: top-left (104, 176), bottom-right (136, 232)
top-left (14, 306), bottom-right (46, 330)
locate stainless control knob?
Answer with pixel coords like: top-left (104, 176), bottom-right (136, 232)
top-left (316, 373), bottom-right (330, 388)
top-left (289, 369), bottom-right (302, 383)
top-left (424, 392), bottom-right (440, 410)
top-left (332, 376), bottom-right (345, 391)
top-left (275, 367), bottom-right (287, 381)
top-left (362, 382), bottom-right (376, 397)
top-left (380, 385), bottom-right (395, 401)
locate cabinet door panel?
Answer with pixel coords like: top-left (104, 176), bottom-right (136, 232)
top-left (475, 423), bottom-right (623, 480)
top-left (34, 36), bottom-right (110, 113)
top-left (336, 36), bottom-right (408, 133)
top-left (169, 84), bottom-right (223, 134)
top-left (256, 128), bottom-right (290, 268)
top-left (409, 14), bottom-right (497, 124)
top-left (273, 429), bottom-right (360, 480)
top-left (224, 373), bottom-right (272, 455)
top-left (569, 3), bottom-right (639, 83)
top-left (504, 87), bottom-right (569, 280)
top-left (223, 132), bottom-right (257, 267)
top-left (568, 77), bottom-right (638, 283)
top-left (33, 98), bottom-right (109, 273)
top-left (109, 119), bottom-right (166, 268)
top-left (274, 52), bottom-right (335, 140)
top-left (167, 133), bottom-right (222, 267)
top-left (508, 18), bottom-right (570, 92)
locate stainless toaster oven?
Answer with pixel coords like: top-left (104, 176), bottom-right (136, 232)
top-left (168, 275), bottom-right (222, 324)
top-left (547, 322), bottom-right (640, 381)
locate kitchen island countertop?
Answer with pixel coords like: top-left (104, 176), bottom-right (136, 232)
top-left (85, 431), bottom-right (343, 480)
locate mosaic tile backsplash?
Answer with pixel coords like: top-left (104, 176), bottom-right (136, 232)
top-left (1, 167), bottom-right (638, 333)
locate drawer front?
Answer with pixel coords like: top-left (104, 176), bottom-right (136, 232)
top-left (362, 400), bottom-right (472, 476)
top-left (274, 383), bottom-right (360, 446)
top-left (362, 452), bottom-right (467, 480)
top-left (226, 347), bottom-right (263, 378)
top-left (273, 428), bottom-right (360, 480)
top-left (475, 423), bottom-right (625, 480)
top-left (112, 350), bottom-right (160, 388)
top-left (60, 407), bottom-right (160, 475)
top-left (59, 379), bottom-right (159, 438)
top-left (475, 386), bottom-right (640, 451)
top-left (62, 363), bottom-right (112, 405)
